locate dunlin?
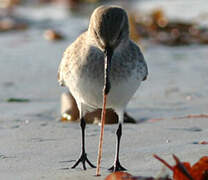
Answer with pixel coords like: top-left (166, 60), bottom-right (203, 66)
top-left (58, 5), bottom-right (148, 173)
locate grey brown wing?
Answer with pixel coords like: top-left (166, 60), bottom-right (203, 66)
top-left (141, 57), bottom-right (148, 81)
top-left (57, 67), bottom-right (64, 86)
top-left (57, 48), bottom-right (70, 87)
top-left (134, 43), bottom-right (148, 81)
top-left (57, 32), bottom-right (87, 87)
top-left (129, 40), bottom-right (148, 81)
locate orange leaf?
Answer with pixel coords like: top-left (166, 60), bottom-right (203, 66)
top-left (191, 156), bottom-right (208, 180)
top-left (105, 171), bottom-right (132, 180)
top-left (173, 162), bottom-right (192, 180)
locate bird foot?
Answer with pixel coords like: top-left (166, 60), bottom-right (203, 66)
top-left (108, 160), bottom-right (127, 172)
top-left (71, 152), bottom-right (96, 170)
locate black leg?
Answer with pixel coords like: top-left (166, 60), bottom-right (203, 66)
top-left (71, 117), bottom-right (96, 170)
top-left (108, 123), bottom-right (127, 172)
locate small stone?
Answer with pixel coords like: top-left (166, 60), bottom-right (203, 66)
top-left (166, 139), bottom-right (171, 143)
top-left (25, 120), bottom-right (29, 124)
top-left (44, 29), bottom-right (64, 41)
top-left (186, 96), bottom-right (192, 101)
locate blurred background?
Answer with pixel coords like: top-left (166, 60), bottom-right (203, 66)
top-left (1, 0), bottom-right (208, 122)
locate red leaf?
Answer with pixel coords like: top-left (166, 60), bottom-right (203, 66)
top-left (191, 156), bottom-right (208, 180)
top-left (105, 171), bottom-right (132, 180)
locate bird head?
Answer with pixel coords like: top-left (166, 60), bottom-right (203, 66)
top-left (89, 5), bottom-right (129, 51)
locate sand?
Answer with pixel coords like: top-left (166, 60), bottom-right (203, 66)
top-left (0, 1), bottom-right (208, 180)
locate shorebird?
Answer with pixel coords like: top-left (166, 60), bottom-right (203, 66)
top-left (58, 5), bottom-right (148, 173)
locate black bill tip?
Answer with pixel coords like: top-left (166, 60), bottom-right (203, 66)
top-left (104, 47), bottom-right (113, 95)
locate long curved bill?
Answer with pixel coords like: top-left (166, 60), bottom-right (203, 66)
top-left (96, 47), bottom-right (113, 176)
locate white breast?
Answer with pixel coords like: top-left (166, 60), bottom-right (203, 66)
top-left (67, 67), bottom-right (141, 110)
